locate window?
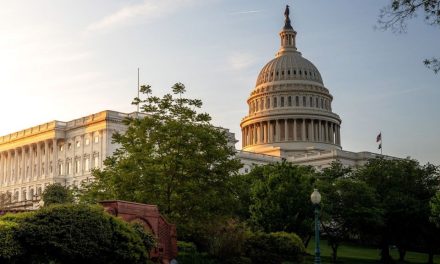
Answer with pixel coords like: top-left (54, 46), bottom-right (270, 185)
top-left (76, 141), bottom-right (80, 148)
top-left (94, 136), bottom-right (99, 143)
top-left (94, 156), bottom-right (99, 168)
top-left (255, 100), bottom-right (258, 111)
top-left (288, 96), bottom-right (292, 106)
top-left (273, 97), bottom-right (278, 108)
top-left (266, 98), bottom-right (270, 108)
top-left (85, 138), bottom-right (90, 145)
top-left (59, 145), bottom-right (63, 152)
top-left (68, 143), bottom-right (72, 150)
top-left (58, 163), bottom-right (63, 176)
top-left (303, 96), bottom-right (306, 106)
top-left (75, 160), bottom-right (80, 174)
top-left (296, 96), bottom-right (299, 106)
top-left (321, 98), bottom-right (324, 108)
top-left (281, 97), bottom-right (284, 107)
top-left (260, 99), bottom-right (264, 110)
top-left (67, 162), bottom-right (72, 175)
top-left (316, 98), bottom-right (319, 107)
top-left (310, 97), bottom-right (313, 107)
top-left (85, 158), bottom-right (90, 172)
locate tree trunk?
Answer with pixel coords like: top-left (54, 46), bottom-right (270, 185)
top-left (381, 243), bottom-right (392, 264)
top-left (331, 243), bottom-right (339, 263)
top-left (398, 247), bottom-right (406, 262)
top-left (428, 252), bottom-right (434, 264)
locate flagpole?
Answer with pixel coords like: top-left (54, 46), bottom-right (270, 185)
top-left (380, 131), bottom-right (382, 155)
top-left (137, 67), bottom-right (140, 113)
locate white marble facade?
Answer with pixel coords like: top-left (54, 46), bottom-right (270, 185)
top-left (0, 110), bottom-right (133, 207)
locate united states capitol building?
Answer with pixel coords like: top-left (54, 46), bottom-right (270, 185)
top-left (0, 7), bottom-right (385, 208)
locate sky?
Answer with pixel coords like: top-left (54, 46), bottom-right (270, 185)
top-left (0, 0), bottom-right (439, 164)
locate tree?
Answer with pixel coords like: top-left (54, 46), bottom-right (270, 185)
top-left (0, 204), bottom-right (154, 264)
top-left (353, 158), bottom-right (440, 263)
top-left (247, 161), bottom-right (316, 244)
top-left (41, 183), bottom-right (74, 206)
top-left (80, 83), bottom-right (242, 240)
top-left (378, 0), bottom-right (440, 73)
top-left (317, 162), bottom-right (383, 263)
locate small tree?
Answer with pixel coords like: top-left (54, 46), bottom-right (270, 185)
top-left (41, 183), bottom-right (74, 206)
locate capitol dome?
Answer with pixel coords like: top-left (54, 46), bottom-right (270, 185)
top-left (240, 5), bottom-right (342, 157)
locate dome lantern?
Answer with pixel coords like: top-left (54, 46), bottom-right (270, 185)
top-left (277, 5), bottom-right (298, 57)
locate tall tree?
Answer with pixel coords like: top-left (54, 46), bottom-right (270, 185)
top-left (41, 183), bottom-right (74, 206)
top-left (247, 161), bottom-right (316, 244)
top-left (378, 0), bottom-right (440, 73)
top-left (354, 158), bottom-right (440, 263)
top-left (80, 83), bottom-right (242, 239)
top-left (317, 162), bottom-right (383, 263)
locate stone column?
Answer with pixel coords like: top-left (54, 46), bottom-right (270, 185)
top-left (53, 139), bottom-right (58, 176)
top-left (44, 141), bottom-right (49, 179)
top-left (284, 119), bottom-right (288, 141)
top-left (276, 120), bottom-right (280, 142)
top-left (13, 149), bottom-right (18, 184)
top-left (293, 119), bottom-right (297, 141)
top-left (0, 152), bottom-right (4, 184)
top-left (269, 121), bottom-right (273, 143)
top-left (20, 147), bottom-right (25, 182)
top-left (310, 120), bottom-right (315, 141)
top-left (302, 119), bottom-right (306, 141)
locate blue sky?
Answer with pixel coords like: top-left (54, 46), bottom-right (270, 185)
top-left (0, 0), bottom-right (439, 164)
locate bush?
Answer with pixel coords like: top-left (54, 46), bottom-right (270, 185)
top-left (207, 219), bottom-right (249, 260)
top-left (41, 183), bottom-right (74, 206)
top-left (0, 220), bottom-right (21, 261)
top-left (0, 204), bottom-right (153, 264)
top-left (177, 241), bottom-right (217, 264)
top-left (244, 232), bottom-right (305, 264)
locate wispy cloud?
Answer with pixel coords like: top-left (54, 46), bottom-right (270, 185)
top-left (86, 0), bottom-right (196, 32)
top-left (228, 52), bottom-right (257, 70)
top-left (229, 10), bottom-right (262, 15)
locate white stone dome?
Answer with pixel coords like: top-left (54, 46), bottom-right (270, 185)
top-left (256, 52), bottom-right (323, 86)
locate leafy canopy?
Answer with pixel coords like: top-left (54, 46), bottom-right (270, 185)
top-left (80, 83), bottom-right (242, 238)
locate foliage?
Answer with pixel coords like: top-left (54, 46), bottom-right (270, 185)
top-left (243, 232), bottom-right (305, 264)
top-left (80, 83), bottom-right (242, 239)
top-left (41, 183), bottom-right (74, 206)
top-left (317, 162), bottom-right (383, 263)
top-left (353, 158), bottom-right (440, 263)
top-left (0, 220), bottom-right (22, 261)
top-left (177, 241), bottom-right (217, 264)
top-left (0, 204), bottom-right (152, 264)
top-left (247, 161), bottom-right (316, 241)
top-left (378, 0), bottom-right (440, 73)
top-left (205, 219), bottom-right (250, 260)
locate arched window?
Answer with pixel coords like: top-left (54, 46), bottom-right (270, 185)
top-left (303, 96), bottom-right (306, 106)
top-left (273, 97), bottom-right (278, 108)
top-left (288, 96), bottom-right (292, 106)
top-left (281, 97), bottom-right (285, 107)
top-left (310, 97), bottom-right (313, 107)
top-left (296, 96), bottom-right (299, 106)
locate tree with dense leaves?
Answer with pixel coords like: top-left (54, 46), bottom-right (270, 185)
top-left (79, 83), bottom-right (242, 240)
top-left (41, 183), bottom-right (74, 206)
top-left (378, 0), bottom-right (440, 73)
top-left (317, 162), bottom-right (383, 263)
top-left (247, 161), bottom-right (316, 245)
top-left (353, 158), bottom-right (440, 263)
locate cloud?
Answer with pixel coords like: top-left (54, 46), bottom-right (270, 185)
top-left (229, 10), bottom-right (262, 15)
top-left (228, 52), bottom-right (257, 71)
top-left (86, 0), bottom-right (196, 32)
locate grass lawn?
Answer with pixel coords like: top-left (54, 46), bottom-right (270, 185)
top-left (304, 238), bottom-right (440, 264)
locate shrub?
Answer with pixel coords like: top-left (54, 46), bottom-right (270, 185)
top-left (207, 219), bottom-right (249, 260)
top-left (0, 204), bottom-right (152, 264)
top-left (0, 220), bottom-right (22, 261)
top-left (41, 183), bottom-right (74, 206)
top-left (244, 232), bottom-right (305, 264)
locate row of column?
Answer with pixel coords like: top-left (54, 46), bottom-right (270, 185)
top-left (242, 118), bottom-right (341, 147)
top-left (0, 139), bottom-right (58, 187)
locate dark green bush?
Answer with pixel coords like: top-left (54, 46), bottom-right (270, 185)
top-left (244, 232), bottom-right (305, 264)
top-left (0, 204), bottom-right (153, 264)
top-left (0, 220), bottom-right (22, 261)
